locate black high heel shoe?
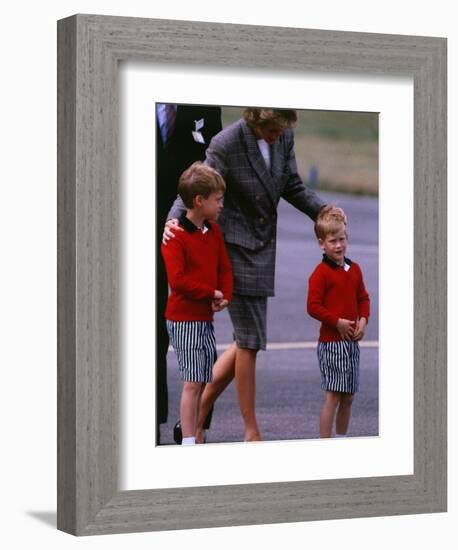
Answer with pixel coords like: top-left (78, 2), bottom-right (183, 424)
top-left (173, 420), bottom-right (183, 445)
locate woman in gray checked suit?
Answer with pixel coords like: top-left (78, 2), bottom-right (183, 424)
top-left (165, 108), bottom-right (328, 442)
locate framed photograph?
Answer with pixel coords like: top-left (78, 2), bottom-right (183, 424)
top-left (122, 71), bottom-right (408, 492)
top-left (57, 14), bottom-right (446, 535)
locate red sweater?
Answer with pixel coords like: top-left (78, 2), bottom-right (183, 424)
top-left (161, 215), bottom-right (233, 321)
top-left (307, 256), bottom-right (370, 342)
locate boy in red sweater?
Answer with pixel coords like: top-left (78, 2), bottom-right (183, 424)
top-left (307, 206), bottom-right (370, 438)
top-left (161, 162), bottom-right (233, 445)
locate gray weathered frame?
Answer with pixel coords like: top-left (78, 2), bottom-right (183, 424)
top-left (57, 14), bottom-right (447, 536)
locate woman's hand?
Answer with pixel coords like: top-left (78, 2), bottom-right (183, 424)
top-left (162, 218), bottom-right (183, 245)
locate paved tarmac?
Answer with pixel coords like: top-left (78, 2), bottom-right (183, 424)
top-left (160, 190), bottom-right (379, 445)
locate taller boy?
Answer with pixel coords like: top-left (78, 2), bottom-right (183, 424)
top-left (161, 163), bottom-right (233, 445)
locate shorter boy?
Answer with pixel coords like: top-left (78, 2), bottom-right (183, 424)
top-left (307, 206), bottom-right (370, 438)
top-left (161, 162), bottom-right (233, 445)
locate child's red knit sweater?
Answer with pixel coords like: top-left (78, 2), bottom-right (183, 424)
top-left (307, 255), bottom-right (370, 342)
top-left (161, 215), bottom-right (233, 321)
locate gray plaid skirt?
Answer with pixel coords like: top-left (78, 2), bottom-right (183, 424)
top-left (227, 294), bottom-right (267, 351)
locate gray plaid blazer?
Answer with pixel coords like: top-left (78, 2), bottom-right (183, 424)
top-left (168, 118), bottom-right (325, 296)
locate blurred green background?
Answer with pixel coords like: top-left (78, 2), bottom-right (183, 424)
top-left (222, 107), bottom-right (378, 196)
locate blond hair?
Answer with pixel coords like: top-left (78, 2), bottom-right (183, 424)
top-left (178, 162), bottom-right (226, 209)
top-left (314, 205), bottom-right (347, 240)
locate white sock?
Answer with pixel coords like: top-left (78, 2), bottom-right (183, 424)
top-left (182, 437), bottom-right (196, 445)
top-left (335, 433), bottom-right (346, 438)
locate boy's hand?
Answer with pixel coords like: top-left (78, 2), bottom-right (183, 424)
top-left (162, 218), bottom-right (183, 245)
top-left (212, 290), bottom-right (227, 312)
top-left (353, 317), bottom-right (367, 341)
top-left (212, 299), bottom-right (228, 312)
top-left (336, 318), bottom-right (355, 340)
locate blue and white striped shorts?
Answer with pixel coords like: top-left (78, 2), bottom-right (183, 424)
top-left (166, 320), bottom-right (216, 383)
top-left (317, 340), bottom-right (360, 394)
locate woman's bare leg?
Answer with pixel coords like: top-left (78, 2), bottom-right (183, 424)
top-left (235, 347), bottom-right (261, 441)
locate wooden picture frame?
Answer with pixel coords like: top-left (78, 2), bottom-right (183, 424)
top-left (57, 14), bottom-right (447, 535)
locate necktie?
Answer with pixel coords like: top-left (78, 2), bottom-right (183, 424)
top-left (165, 104), bottom-right (176, 146)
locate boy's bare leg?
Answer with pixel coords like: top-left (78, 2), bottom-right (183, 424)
top-left (195, 343), bottom-right (237, 443)
top-left (335, 393), bottom-right (354, 435)
top-left (180, 381), bottom-right (202, 441)
top-left (320, 391), bottom-right (340, 437)
top-left (235, 346), bottom-right (261, 441)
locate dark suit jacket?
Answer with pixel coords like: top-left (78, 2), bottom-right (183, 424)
top-left (169, 118), bottom-right (325, 297)
top-left (156, 104), bottom-right (223, 227)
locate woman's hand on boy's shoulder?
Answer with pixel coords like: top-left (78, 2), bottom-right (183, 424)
top-left (162, 218), bottom-right (183, 245)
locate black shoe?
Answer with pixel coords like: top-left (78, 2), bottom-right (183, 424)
top-left (173, 420), bottom-right (183, 445)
